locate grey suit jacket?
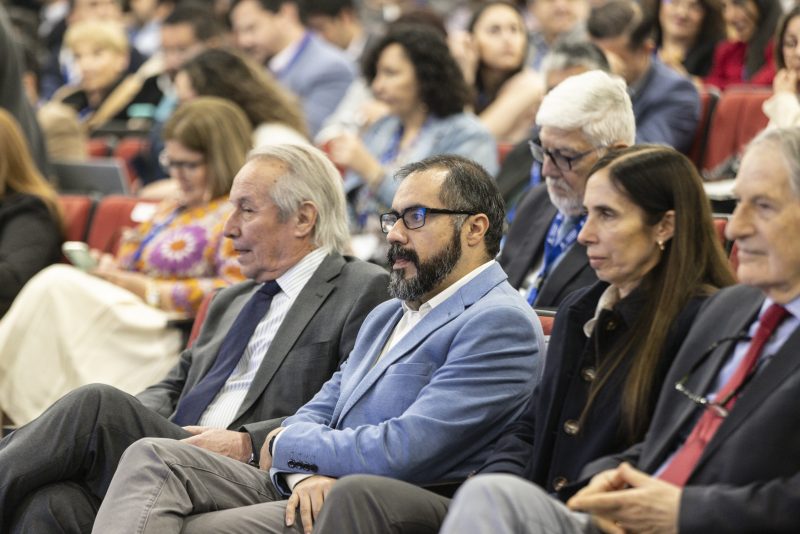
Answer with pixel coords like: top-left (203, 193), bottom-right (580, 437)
top-left (498, 184), bottom-right (597, 308)
top-left (136, 253), bottom-right (390, 452)
top-left (581, 284), bottom-right (800, 533)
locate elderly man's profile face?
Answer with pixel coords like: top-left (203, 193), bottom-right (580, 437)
top-left (727, 144), bottom-right (800, 303)
top-left (539, 125), bottom-right (601, 216)
top-left (385, 169), bottom-right (465, 305)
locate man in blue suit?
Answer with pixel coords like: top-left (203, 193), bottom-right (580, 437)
top-left (230, 0), bottom-right (356, 136)
top-left (91, 154), bottom-right (544, 534)
top-left (588, 0), bottom-right (700, 154)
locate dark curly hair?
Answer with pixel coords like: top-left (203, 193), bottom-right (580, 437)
top-left (362, 25), bottom-right (469, 118)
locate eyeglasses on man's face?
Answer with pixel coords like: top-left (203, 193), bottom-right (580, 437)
top-left (380, 206), bottom-right (477, 234)
top-left (528, 140), bottom-right (603, 172)
top-left (159, 151), bottom-right (205, 174)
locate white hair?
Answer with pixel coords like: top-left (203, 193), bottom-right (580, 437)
top-left (536, 70), bottom-right (636, 146)
top-left (746, 127), bottom-right (800, 197)
top-left (247, 144), bottom-right (351, 253)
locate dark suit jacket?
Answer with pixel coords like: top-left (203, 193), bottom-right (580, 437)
top-left (480, 281), bottom-right (704, 497)
top-left (581, 284), bottom-right (800, 532)
top-left (136, 253), bottom-right (390, 452)
top-left (498, 184), bottom-right (597, 308)
top-left (633, 57), bottom-right (700, 154)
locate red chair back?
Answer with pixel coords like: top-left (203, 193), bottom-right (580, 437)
top-left (687, 87), bottom-right (720, 168)
top-left (58, 194), bottom-right (95, 242)
top-left (703, 87), bottom-right (770, 172)
top-left (86, 195), bottom-right (158, 254)
top-left (187, 290), bottom-right (217, 348)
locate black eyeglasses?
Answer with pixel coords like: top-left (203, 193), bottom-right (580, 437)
top-left (673, 333), bottom-right (752, 418)
top-left (528, 140), bottom-right (603, 172)
top-left (380, 206), bottom-right (476, 234)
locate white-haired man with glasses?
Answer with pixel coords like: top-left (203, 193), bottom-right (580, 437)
top-left (499, 69), bottom-right (635, 309)
top-left (437, 127), bottom-right (800, 533)
top-left (89, 154), bottom-right (543, 534)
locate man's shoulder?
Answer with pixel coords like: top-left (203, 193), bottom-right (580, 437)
top-left (646, 59), bottom-right (699, 99)
top-left (299, 34), bottom-right (356, 75)
top-left (697, 284), bottom-right (764, 316)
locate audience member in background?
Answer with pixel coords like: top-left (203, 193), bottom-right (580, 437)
top-left (588, 0), bottom-right (700, 154)
top-left (330, 25), bottom-right (498, 240)
top-left (229, 0), bottom-right (356, 136)
top-left (175, 48), bottom-right (309, 147)
top-left (499, 70), bottom-right (633, 308)
top-left (453, 0), bottom-right (542, 143)
top-left (0, 109), bottom-right (62, 318)
top-left (91, 154), bottom-right (543, 534)
top-left (526, 0), bottom-right (590, 69)
top-left (50, 19), bottom-right (163, 132)
top-left (656, 0), bottom-right (725, 78)
top-left (764, 6), bottom-right (800, 127)
top-left (128, 0), bottom-right (174, 58)
top-left (439, 125), bottom-right (800, 534)
top-left (312, 144), bottom-right (736, 534)
top-left (0, 97), bottom-right (250, 427)
top-left (704, 0), bottom-right (782, 89)
top-left (36, 101), bottom-right (88, 160)
top-left (134, 2), bottom-right (226, 186)
top-left (496, 41), bottom-right (610, 211)
top-left (0, 143), bottom-right (390, 534)
top-left (0, 5), bottom-right (50, 176)
top-left (304, 0), bottom-right (376, 62)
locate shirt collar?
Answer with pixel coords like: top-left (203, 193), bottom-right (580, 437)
top-left (274, 247), bottom-right (328, 299)
top-left (401, 260), bottom-right (495, 314)
top-left (268, 33), bottom-right (306, 73)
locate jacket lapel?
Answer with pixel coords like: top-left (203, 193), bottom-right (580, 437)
top-left (232, 254), bottom-right (343, 421)
top-left (537, 242), bottom-right (589, 306)
top-left (333, 263), bottom-right (507, 424)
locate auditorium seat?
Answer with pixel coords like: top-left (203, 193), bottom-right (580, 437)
top-left (497, 142), bottom-right (515, 166)
top-left (687, 87), bottom-right (720, 168)
top-left (186, 290), bottom-right (217, 347)
top-left (86, 195), bottom-right (158, 254)
top-left (58, 194), bottom-right (95, 243)
top-left (702, 87), bottom-right (770, 173)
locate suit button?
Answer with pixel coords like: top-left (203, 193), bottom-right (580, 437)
top-left (605, 319), bottom-right (617, 331)
top-left (563, 419), bottom-right (580, 436)
top-left (553, 477), bottom-right (568, 491)
top-left (581, 367), bottom-right (596, 382)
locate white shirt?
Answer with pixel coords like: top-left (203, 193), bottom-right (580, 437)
top-left (268, 33), bottom-right (306, 74)
top-left (197, 248), bottom-right (328, 428)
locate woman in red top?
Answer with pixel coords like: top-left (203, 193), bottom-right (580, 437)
top-left (704, 0), bottom-right (782, 89)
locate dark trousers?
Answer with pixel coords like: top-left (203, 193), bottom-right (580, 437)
top-left (0, 383), bottom-right (189, 533)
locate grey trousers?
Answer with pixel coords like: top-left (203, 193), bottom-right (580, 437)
top-left (0, 383), bottom-right (189, 533)
top-left (93, 437), bottom-right (305, 534)
top-left (313, 474), bottom-right (451, 534)
top-left (440, 474), bottom-right (597, 534)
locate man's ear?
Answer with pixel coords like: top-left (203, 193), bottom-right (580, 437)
top-left (294, 201), bottom-right (318, 239)
top-left (463, 213), bottom-right (490, 248)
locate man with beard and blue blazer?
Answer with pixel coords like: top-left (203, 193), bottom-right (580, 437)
top-left (92, 154), bottom-right (544, 534)
top-left (230, 0), bottom-right (356, 137)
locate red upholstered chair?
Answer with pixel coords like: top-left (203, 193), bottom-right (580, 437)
top-left (497, 142), bottom-right (515, 166)
top-left (86, 137), bottom-right (113, 157)
top-left (712, 214), bottom-right (730, 248)
top-left (687, 87), bottom-right (720, 169)
top-left (58, 195), bottom-right (95, 243)
top-left (86, 195), bottom-right (158, 254)
top-left (114, 136), bottom-right (149, 187)
top-left (539, 315), bottom-right (555, 336)
top-left (185, 290), bottom-right (218, 348)
top-left (702, 87), bottom-right (771, 173)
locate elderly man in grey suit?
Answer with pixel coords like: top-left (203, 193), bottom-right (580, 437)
top-left (0, 144), bottom-right (389, 533)
top-left (439, 127), bottom-right (800, 533)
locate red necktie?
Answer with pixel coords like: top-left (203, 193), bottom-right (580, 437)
top-left (659, 303), bottom-right (789, 486)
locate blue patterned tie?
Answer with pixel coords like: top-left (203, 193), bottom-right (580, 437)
top-left (171, 281), bottom-right (281, 426)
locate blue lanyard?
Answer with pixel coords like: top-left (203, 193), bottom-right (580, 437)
top-left (527, 212), bottom-right (585, 305)
top-left (130, 209), bottom-right (181, 265)
top-left (272, 32), bottom-right (312, 79)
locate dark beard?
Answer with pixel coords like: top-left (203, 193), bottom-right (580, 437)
top-left (387, 228), bottom-right (462, 302)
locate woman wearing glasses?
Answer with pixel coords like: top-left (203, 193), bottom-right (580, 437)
top-left (502, 145), bottom-right (736, 496)
top-left (0, 97), bottom-right (250, 427)
top-left (326, 24), bottom-right (498, 236)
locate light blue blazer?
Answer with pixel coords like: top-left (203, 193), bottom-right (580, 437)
top-left (276, 33), bottom-right (356, 137)
top-left (270, 262), bottom-right (543, 493)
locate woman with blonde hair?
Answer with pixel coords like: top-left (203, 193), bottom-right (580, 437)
top-left (0, 108), bottom-right (63, 317)
top-left (0, 97), bottom-right (251, 427)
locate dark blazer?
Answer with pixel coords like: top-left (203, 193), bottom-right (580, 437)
top-left (136, 253), bottom-right (390, 451)
top-left (581, 284), bottom-right (800, 532)
top-left (0, 193), bottom-right (61, 317)
top-left (480, 281), bottom-right (704, 497)
top-left (632, 57), bottom-right (700, 154)
top-left (498, 184), bottom-right (597, 308)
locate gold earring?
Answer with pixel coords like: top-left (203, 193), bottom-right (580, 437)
top-left (657, 240), bottom-right (665, 251)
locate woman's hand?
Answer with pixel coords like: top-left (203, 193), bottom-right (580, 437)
top-left (327, 132), bottom-right (383, 186)
top-left (448, 30), bottom-right (478, 86)
top-left (91, 248), bottom-right (117, 271)
top-left (92, 267), bottom-right (149, 300)
top-left (773, 68), bottom-right (798, 95)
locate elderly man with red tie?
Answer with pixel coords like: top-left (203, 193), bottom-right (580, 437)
top-left (439, 126), bottom-right (800, 534)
